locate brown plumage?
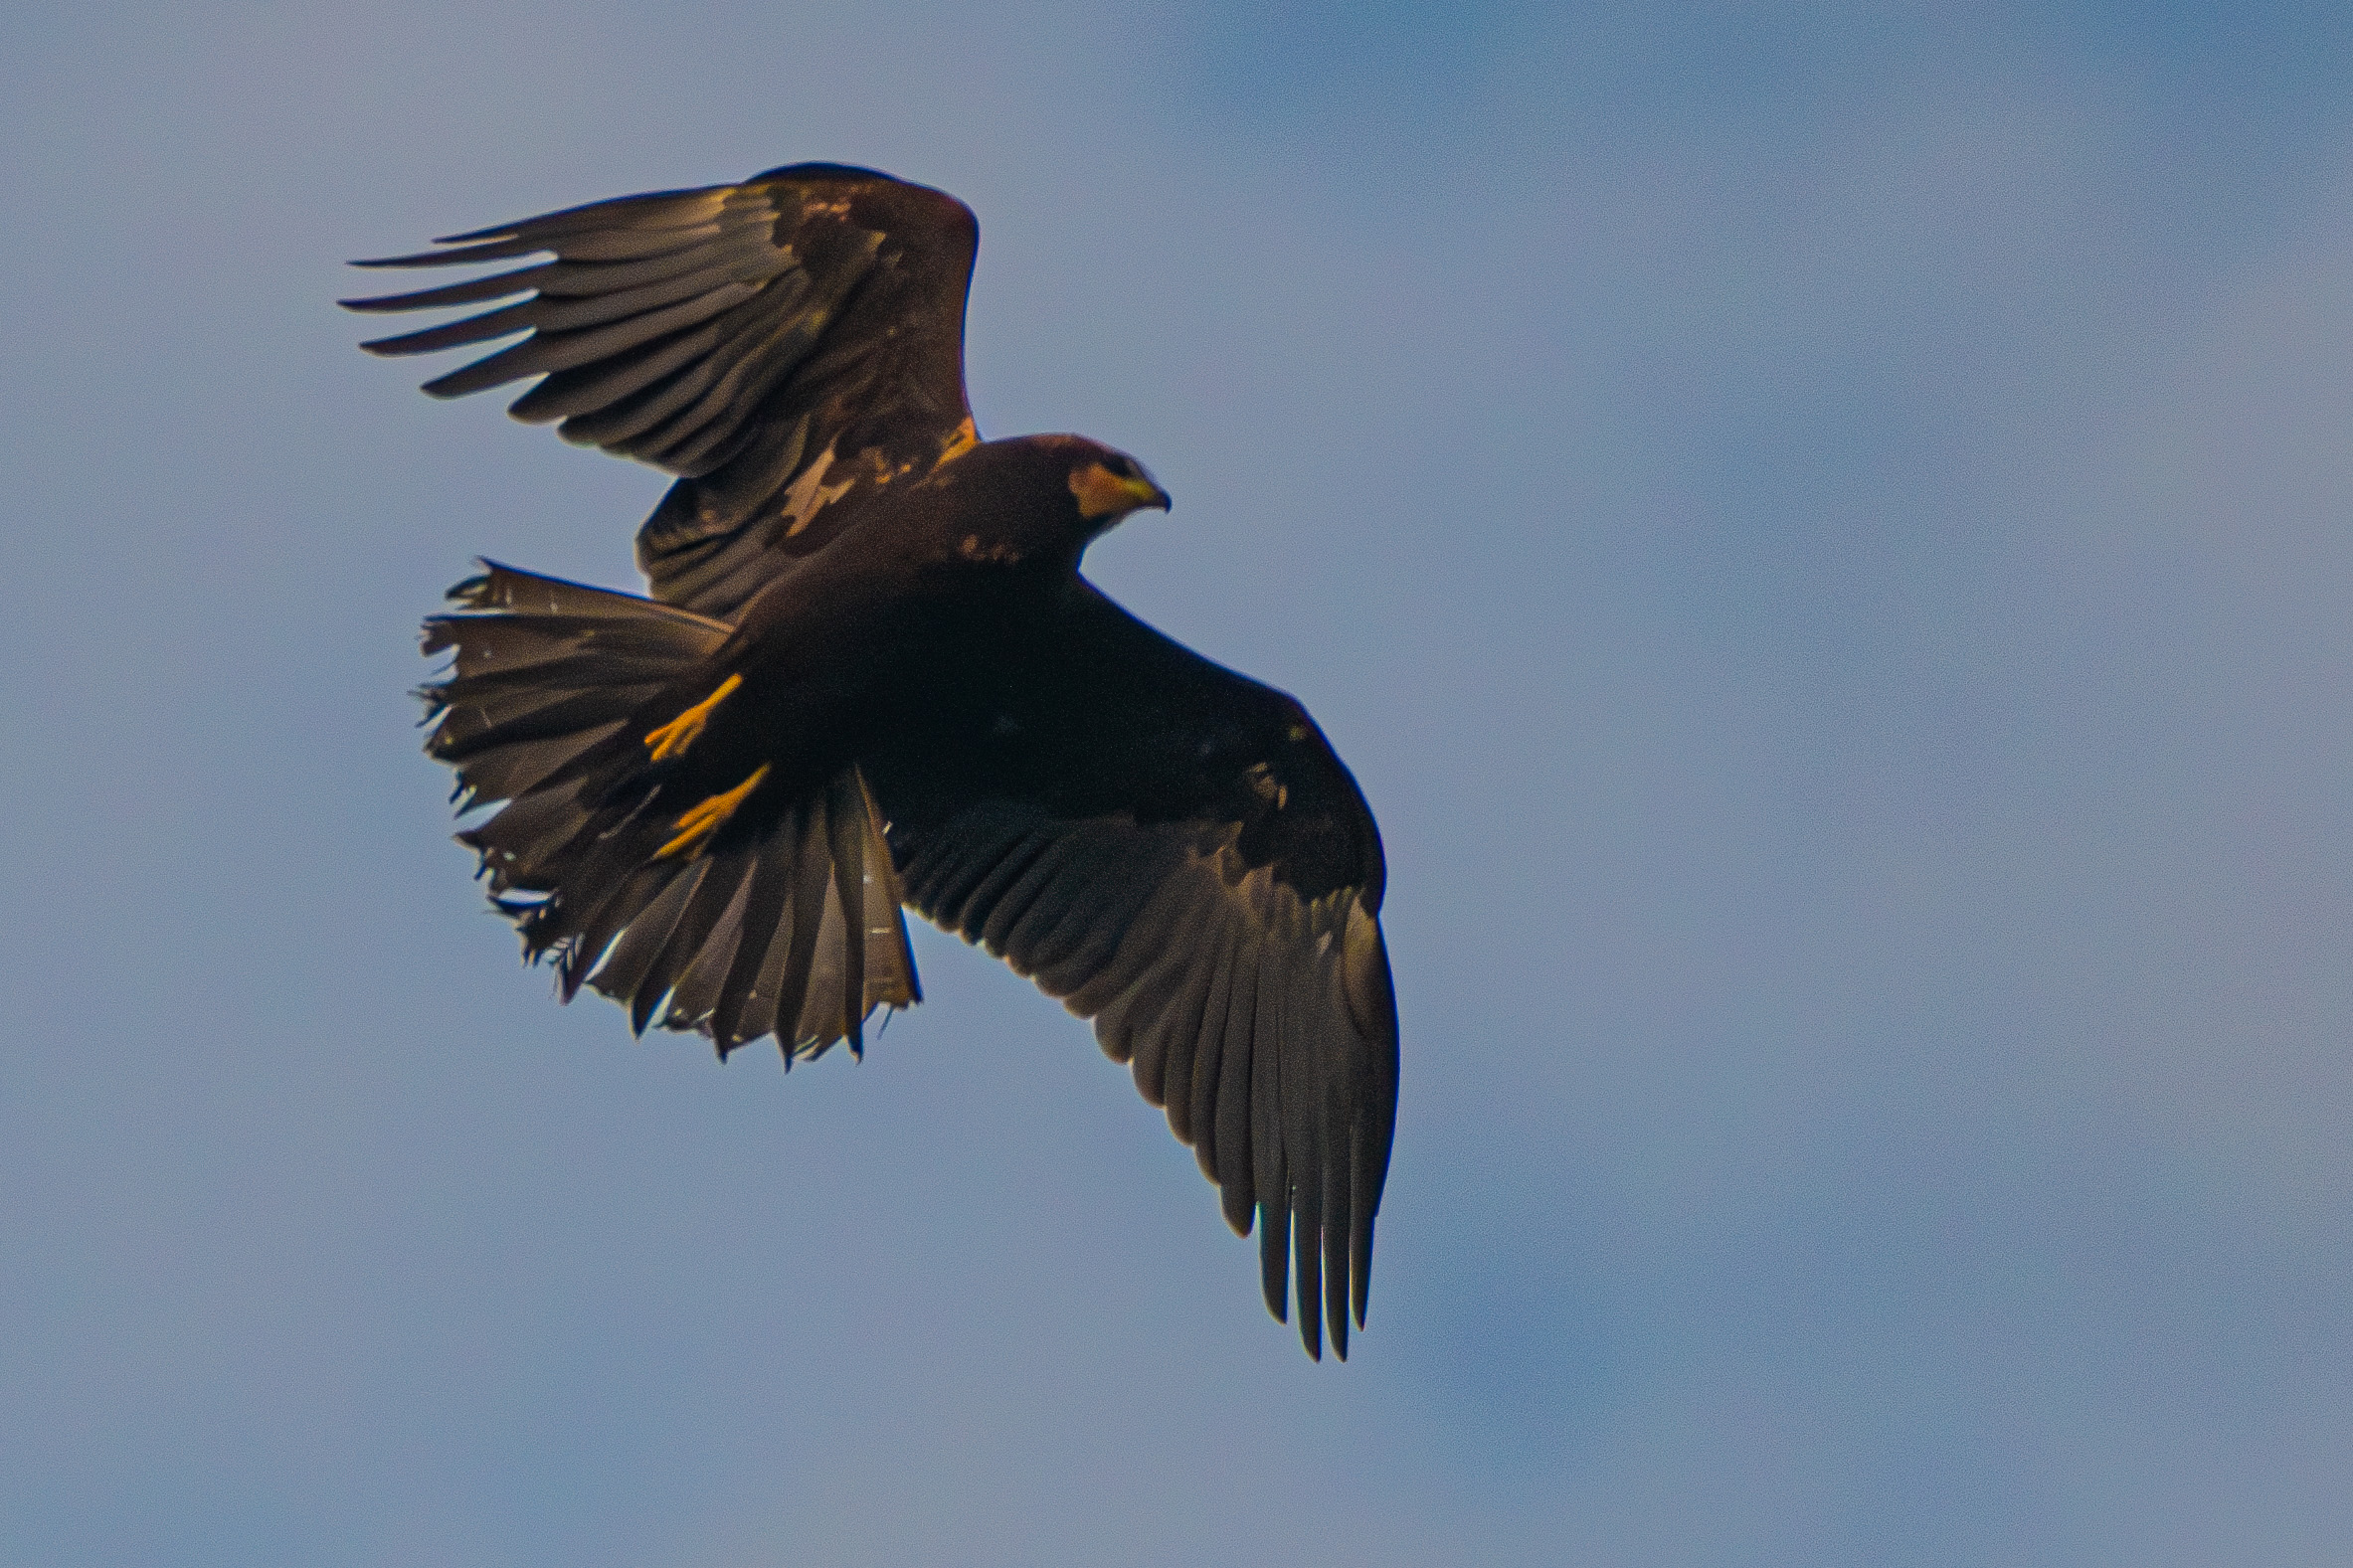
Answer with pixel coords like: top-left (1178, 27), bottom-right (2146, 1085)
top-left (352, 163), bottom-right (1397, 1359)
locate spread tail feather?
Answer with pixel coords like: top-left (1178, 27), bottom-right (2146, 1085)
top-left (419, 563), bottom-right (918, 1060)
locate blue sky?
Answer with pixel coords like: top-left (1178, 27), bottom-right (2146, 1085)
top-left (4, 4), bottom-right (2349, 1564)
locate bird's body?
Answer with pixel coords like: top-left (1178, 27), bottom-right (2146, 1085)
top-left (351, 164), bottom-right (1397, 1358)
top-left (632, 437), bottom-right (1122, 816)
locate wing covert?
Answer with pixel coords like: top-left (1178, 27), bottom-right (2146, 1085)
top-left (346, 163), bottom-right (980, 618)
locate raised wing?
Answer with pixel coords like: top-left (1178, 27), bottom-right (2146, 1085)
top-left (346, 163), bottom-right (980, 619)
top-left (865, 586), bottom-right (1399, 1359)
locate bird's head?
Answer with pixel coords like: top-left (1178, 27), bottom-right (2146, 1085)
top-left (930, 434), bottom-right (1172, 567)
top-left (1061, 440), bottom-right (1172, 536)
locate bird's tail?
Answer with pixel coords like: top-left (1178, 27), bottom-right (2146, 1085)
top-left (419, 563), bottom-right (918, 1059)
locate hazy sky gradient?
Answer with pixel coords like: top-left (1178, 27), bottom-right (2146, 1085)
top-left (4, 4), bottom-right (2349, 1564)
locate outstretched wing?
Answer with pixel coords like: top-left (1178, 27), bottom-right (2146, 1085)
top-left (346, 163), bottom-right (980, 619)
top-left (865, 585), bottom-right (1399, 1360)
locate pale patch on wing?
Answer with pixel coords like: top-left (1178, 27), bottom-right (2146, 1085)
top-left (956, 533), bottom-right (1021, 564)
top-left (934, 415), bottom-right (980, 467)
top-left (778, 443), bottom-right (856, 537)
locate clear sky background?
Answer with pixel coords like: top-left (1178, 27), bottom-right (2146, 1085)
top-left (4, 4), bottom-right (2350, 1565)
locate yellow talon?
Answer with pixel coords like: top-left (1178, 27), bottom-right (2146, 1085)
top-left (644, 673), bottom-right (742, 761)
top-left (654, 764), bottom-right (771, 860)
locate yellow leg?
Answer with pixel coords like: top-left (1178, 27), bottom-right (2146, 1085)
top-left (654, 764), bottom-right (772, 860)
top-left (644, 673), bottom-right (743, 762)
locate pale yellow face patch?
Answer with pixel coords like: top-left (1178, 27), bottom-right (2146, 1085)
top-left (1068, 461), bottom-right (1167, 521)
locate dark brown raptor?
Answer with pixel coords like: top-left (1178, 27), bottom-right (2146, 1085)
top-left (350, 163), bottom-right (1398, 1359)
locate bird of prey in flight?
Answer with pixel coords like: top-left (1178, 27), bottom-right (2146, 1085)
top-left (347, 163), bottom-right (1397, 1358)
